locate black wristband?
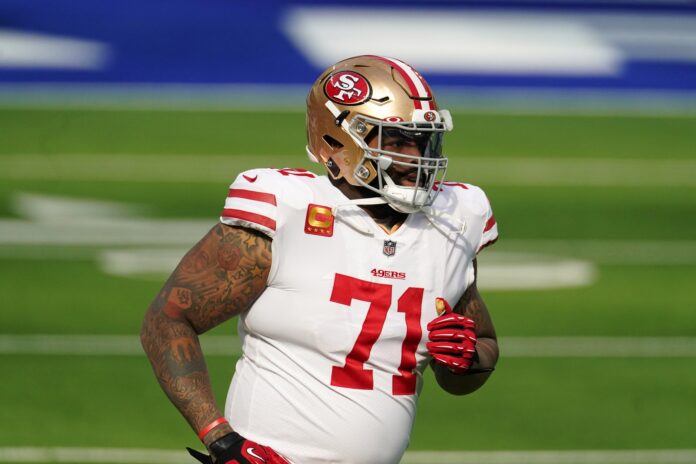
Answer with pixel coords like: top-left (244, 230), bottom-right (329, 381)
top-left (209, 431), bottom-right (244, 457)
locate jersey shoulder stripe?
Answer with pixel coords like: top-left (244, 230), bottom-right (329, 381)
top-left (483, 214), bottom-right (497, 233)
top-left (228, 188), bottom-right (277, 206)
top-left (219, 168), bottom-right (321, 238)
top-left (222, 208), bottom-right (277, 231)
top-left (220, 169), bottom-right (282, 237)
top-left (474, 187), bottom-right (498, 254)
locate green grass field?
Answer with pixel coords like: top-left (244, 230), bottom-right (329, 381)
top-left (1, 108), bottom-right (695, 463)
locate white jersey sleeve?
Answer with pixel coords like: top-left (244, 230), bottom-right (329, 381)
top-left (475, 187), bottom-right (498, 253)
top-left (219, 168), bottom-right (282, 238)
top-left (431, 181), bottom-right (498, 254)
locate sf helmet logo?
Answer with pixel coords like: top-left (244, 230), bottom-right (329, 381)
top-left (324, 71), bottom-right (372, 105)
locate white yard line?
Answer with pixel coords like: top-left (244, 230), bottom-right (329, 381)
top-left (0, 335), bottom-right (237, 356)
top-left (96, 248), bottom-right (598, 290)
top-left (490, 240), bottom-right (696, 266)
top-left (4, 240), bottom-right (696, 266)
top-left (2, 154), bottom-right (696, 186)
top-left (502, 337), bottom-right (696, 358)
top-left (1, 447), bottom-right (696, 464)
top-left (2, 193), bottom-right (696, 266)
top-left (2, 335), bottom-right (695, 358)
top-left (0, 448), bottom-right (189, 464)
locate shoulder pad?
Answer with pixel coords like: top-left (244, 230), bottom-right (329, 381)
top-left (432, 181), bottom-right (498, 253)
top-left (219, 168), bottom-right (319, 237)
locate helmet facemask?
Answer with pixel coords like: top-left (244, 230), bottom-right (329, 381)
top-left (305, 55), bottom-right (455, 213)
top-left (347, 115), bottom-right (449, 213)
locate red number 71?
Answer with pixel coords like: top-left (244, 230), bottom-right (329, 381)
top-left (329, 273), bottom-right (424, 396)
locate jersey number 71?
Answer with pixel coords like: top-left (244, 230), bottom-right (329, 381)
top-left (329, 273), bottom-right (424, 396)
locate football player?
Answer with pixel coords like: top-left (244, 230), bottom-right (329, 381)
top-left (141, 55), bottom-right (499, 464)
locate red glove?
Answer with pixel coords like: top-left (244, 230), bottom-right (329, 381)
top-left (188, 432), bottom-right (290, 464)
top-left (427, 297), bottom-right (477, 374)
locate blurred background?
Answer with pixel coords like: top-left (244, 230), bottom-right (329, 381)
top-left (1, 1), bottom-right (695, 463)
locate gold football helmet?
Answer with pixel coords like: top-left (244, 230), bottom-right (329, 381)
top-left (306, 55), bottom-right (453, 213)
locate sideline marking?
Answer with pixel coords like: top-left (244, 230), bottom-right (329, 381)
top-left (1, 447), bottom-right (696, 464)
top-left (2, 155), bottom-right (696, 186)
top-left (97, 248), bottom-right (597, 290)
top-left (2, 335), bottom-right (695, 358)
top-left (4, 240), bottom-right (696, 265)
top-left (3, 193), bottom-right (696, 266)
top-left (491, 241), bottom-right (696, 266)
top-left (2, 192), bottom-right (597, 291)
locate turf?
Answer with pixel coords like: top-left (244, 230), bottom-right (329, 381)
top-left (1, 108), bottom-right (694, 461)
top-left (1, 356), bottom-right (694, 450)
top-left (2, 109), bottom-right (695, 158)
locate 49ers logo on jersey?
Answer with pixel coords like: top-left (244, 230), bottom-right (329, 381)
top-left (324, 71), bottom-right (372, 105)
top-left (371, 268), bottom-right (406, 280)
top-left (305, 204), bottom-right (334, 237)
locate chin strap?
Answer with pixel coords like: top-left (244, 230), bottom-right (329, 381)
top-left (378, 171), bottom-right (467, 236)
top-left (379, 171), bottom-right (429, 214)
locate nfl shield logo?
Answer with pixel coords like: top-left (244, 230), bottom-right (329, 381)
top-left (383, 240), bottom-right (397, 257)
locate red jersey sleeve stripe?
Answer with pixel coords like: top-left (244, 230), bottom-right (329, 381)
top-left (228, 188), bottom-right (277, 206)
top-left (477, 237), bottom-right (498, 254)
top-left (222, 209), bottom-right (276, 231)
top-left (483, 215), bottom-right (497, 233)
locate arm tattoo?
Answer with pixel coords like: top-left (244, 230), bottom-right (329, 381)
top-left (140, 224), bottom-right (272, 442)
top-left (431, 261), bottom-right (500, 393)
top-left (451, 258), bottom-right (499, 375)
top-left (454, 259), bottom-right (497, 340)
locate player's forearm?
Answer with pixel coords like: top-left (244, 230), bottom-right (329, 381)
top-left (140, 310), bottom-right (232, 445)
top-left (474, 336), bottom-right (499, 370)
top-left (432, 337), bottom-right (498, 395)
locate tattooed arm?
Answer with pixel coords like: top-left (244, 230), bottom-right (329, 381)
top-left (140, 223), bottom-right (272, 447)
top-left (431, 259), bottom-right (499, 395)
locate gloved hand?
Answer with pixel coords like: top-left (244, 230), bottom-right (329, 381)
top-left (187, 431), bottom-right (289, 464)
top-left (426, 297), bottom-right (477, 374)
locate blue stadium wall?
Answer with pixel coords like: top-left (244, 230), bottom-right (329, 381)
top-left (1, 0), bottom-right (695, 106)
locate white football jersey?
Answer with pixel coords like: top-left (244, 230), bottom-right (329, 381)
top-left (219, 168), bottom-right (497, 464)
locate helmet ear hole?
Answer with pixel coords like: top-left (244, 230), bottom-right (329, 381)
top-left (325, 157), bottom-right (342, 178)
top-left (322, 135), bottom-right (344, 150)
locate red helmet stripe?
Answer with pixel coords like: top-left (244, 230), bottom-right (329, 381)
top-left (366, 55), bottom-right (433, 110)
